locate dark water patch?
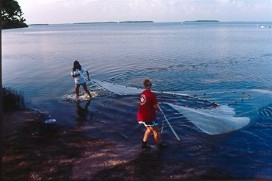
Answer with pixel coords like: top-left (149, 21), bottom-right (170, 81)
top-left (259, 104), bottom-right (272, 120)
top-left (262, 53), bottom-right (272, 57)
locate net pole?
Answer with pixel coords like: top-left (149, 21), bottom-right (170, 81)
top-left (158, 105), bottom-right (181, 141)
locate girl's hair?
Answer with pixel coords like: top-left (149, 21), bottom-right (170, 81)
top-left (73, 60), bottom-right (81, 71)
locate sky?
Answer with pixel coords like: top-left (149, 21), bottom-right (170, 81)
top-left (19, 0), bottom-right (272, 24)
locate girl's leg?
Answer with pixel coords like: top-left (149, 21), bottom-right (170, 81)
top-left (82, 83), bottom-right (92, 97)
top-left (75, 84), bottom-right (80, 100)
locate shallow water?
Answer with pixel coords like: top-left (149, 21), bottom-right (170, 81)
top-left (2, 22), bottom-right (272, 178)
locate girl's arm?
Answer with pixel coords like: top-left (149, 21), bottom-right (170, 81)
top-left (71, 70), bottom-right (80, 78)
top-left (86, 71), bottom-right (90, 81)
top-left (72, 74), bottom-right (80, 78)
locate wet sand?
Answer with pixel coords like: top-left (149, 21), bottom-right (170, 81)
top-left (2, 110), bottom-right (135, 180)
top-left (2, 110), bottom-right (228, 180)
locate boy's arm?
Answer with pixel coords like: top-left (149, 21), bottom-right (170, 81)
top-left (153, 94), bottom-right (161, 111)
top-left (153, 104), bottom-right (160, 111)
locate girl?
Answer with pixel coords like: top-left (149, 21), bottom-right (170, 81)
top-left (71, 60), bottom-right (92, 100)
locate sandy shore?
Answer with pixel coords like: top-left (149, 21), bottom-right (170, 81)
top-left (2, 110), bottom-right (228, 180)
top-left (1, 110), bottom-right (148, 180)
top-left (2, 110), bottom-right (137, 180)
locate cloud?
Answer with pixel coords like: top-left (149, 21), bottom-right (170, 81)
top-left (19, 0), bottom-right (272, 24)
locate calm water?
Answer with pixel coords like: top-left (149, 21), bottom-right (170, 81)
top-left (3, 22), bottom-right (272, 178)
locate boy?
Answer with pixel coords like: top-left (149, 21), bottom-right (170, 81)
top-left (137, 79), bottom-right (165, 150)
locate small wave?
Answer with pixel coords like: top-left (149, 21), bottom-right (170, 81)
top-left (251, 89), bottom-right (272, 95)
top-left (259, 105), bottom-right (272, 119)
top-left (61, 91), bottom-right (98, 102)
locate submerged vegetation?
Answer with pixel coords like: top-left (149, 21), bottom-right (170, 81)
top-left (1, 0), bottom-right (28, 29)
top-left (3, 87), bottom-right (26, 113)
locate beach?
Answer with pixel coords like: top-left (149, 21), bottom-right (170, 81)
top-left (2, 110), bottom-right (137, 180)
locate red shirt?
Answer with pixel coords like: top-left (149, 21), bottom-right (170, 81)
top-left (137, 89), bottom-right (158, 122)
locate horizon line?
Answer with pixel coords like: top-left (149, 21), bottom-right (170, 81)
top-left (28, 20), bottom-right (272, 26)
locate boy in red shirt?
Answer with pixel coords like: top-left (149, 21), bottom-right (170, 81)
top-left (137, 79), bottom-right (165, 150)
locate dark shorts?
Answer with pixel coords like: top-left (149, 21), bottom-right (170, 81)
top-left (76, 82), bottom-right (86, 86)
top-left (138, 120), bottom-right (158, 127)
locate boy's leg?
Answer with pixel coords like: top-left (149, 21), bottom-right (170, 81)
top-left (150, 126), bottom-right (166, 150)
top-left (142, 127), bottom-right (152, 149)
top-left (143, 127), bottom-right (152, 142)
top-left (150, 126), bottom-right (161, 144)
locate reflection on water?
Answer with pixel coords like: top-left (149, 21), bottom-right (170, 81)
top-left (76, 100), bottom-right (93, 122)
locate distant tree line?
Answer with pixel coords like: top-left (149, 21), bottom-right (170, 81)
top-left (1, 0), bottom-right (28, 29)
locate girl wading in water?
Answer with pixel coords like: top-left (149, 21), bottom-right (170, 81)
top-left (71, 60), bottom-right (92, 100)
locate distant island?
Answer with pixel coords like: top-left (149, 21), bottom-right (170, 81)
top-left (29, 24), bottom-right (49, 26)
top-left (119, 21), bottom-right (154, 23)
top-left (74, 22), bottom-right (118, 24)
top-left (73, 21), bottom-right (154, 24)
top-left (183, 20), bottom-right (219, 23)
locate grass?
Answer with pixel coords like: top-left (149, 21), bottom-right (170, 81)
top-left (3, 87), bottom-right (26, 113)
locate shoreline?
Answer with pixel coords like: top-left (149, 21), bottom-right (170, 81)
top-left (2, 107), bottom-right (267, 181)
top-left (2, 110), bottom-right (137, 180)
top-left (2, 109), bottom-right (232, 180)
top-left (2, 109), bottom-right (178, 180)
